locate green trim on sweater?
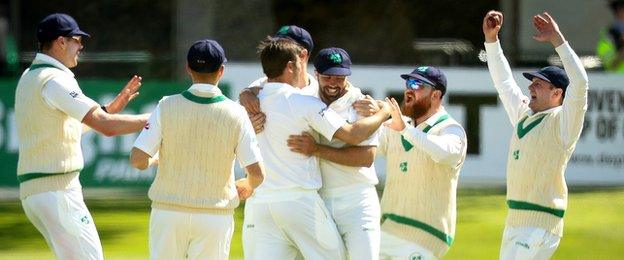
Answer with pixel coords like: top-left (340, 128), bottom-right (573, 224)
top-left (181, 90), bottom-right (226, 104)
top-left (382, 213), bottom-right (454, 246)
top-left (17, 170), bottom-right (81, 183)
top-left (507, 200), bottom-right (565, 218)
top-left (516, 114), bottom-right (546, 139)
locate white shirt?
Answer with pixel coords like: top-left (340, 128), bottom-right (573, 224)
top-left (319, 85), bottom-right (380, 190)
top-left (247, 72), bottom-right (319, 97)
top-left (484, 40), bottom-right (589, 149)
top-left (378, 108), bottom-right (467, 167)
top-left (34, 53), bottom-right (99, 121)
top-left (255, 82), bottom-right (347, 191)
top-left (133, 83), bottom-right (261, 167)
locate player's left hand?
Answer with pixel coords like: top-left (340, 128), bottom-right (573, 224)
top-left (352, 95), bottom-right (380, 117)
top-left (287, 132), bottom-right (317, 156)
top-left (236, 178), bottom-right (253, 200)
top-left (383, 97), bottom-right (407, 132)
top-left (532, 12), bottom-right (565, 47)
top-left (105, 75), bottom-right (142, 114)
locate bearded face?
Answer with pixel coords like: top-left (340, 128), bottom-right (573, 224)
top-left (402, 87), bottom-right (433, 120)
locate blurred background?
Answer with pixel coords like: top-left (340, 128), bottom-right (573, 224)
top-left (0, 0), bottom-right (623, 259)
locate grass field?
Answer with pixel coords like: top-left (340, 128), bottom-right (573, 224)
top-left (1, 188), bottom-right (623, 259)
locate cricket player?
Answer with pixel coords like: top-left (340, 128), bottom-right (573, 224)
top-left (242, 38), bottom-right (391, 259)
top-left (483, 11), bottom-right (589, 259)
top-left (240, 25), bottom-right (317, 133)
top-left (129, 39), bottom-right (265, 260)
top-left (15, 13), bottom-right (148, 259)
top-left (286, 47), bottom-right (382, 260)
top-left (379, 66), bottom-right (467, 259)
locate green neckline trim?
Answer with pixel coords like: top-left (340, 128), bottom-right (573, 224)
top-left (400, 114), bottom-right (450, 152)
top-left (382, 213), bottom-right (454, 246)
top-left (181, 90), bottom-right (227, 104)
top-left (422, 114), bottom-right (450, 133)
top-left (516, 114), bottom-right (546, 139)
top-left (507, 200), bottom-right (565, 218)
top-left (29, 63), bottom-right (61, 71)
top-left (17, 170), bottom-right (81, 183)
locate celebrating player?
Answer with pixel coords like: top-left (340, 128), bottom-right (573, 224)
top-left (483, 10), bottom-right (589, 259)
top-left (15, 13), bottom-right (148, 259)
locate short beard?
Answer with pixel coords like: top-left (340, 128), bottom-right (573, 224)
top-left (402, 96), bottom-right (431, 122)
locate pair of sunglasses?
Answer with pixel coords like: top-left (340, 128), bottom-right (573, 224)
top-left (405, 78), bottom-right (435, 90)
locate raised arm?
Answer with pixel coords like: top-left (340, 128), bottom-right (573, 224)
top-left (82, 107), bottom-right (149, 137)
top-left (532, 12), bottom-right (589, 148)
top-left (483, 10), bottom-right (530, 124)
top-left (333, 106), bottom-right (389, 146)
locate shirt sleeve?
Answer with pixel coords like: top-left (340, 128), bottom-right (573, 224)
top-left (484, 40), bottom-right (531, 125)
top-left (41, 76), bottom-right (100, 121)
top-left (296, 96), bottom-right (347, 141)
top-left (377, 126), bottom-right (389, 156)
top-left (555, 42), bottom-right (589, 149)
top-left (235, 106), bottom-right (263, 167)
top-left (133, 104), bottom-right (162, 157)
top-left (401, 123), bottom-right (467, 167)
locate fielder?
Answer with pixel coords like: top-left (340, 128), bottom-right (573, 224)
top-left (242, 38), bottom-right (391, 259)
top-left (15, 13), bottom-right (148, 259)
top-left (379, 66), bottom-right (467, 260)
top-left (483, 11), bottom-right (589, 259)
top-left (286, 47), bottom-right (382, 260)
top-left (130, 39), bottom-right (265, 260)
top-left (240, 25), bottom-right (317, 133)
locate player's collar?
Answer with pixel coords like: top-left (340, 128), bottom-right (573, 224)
top-left (33, 53), bottom-right (74, 77)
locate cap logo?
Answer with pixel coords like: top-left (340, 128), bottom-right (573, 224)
top-left (417, 66), bottom-right (429, 72)
top-left (277, 26), bottom-right (289, 35)
top-left (329, 53), bottom-right (342, 64)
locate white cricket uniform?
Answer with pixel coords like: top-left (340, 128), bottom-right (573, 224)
top-left (133, 84), bottom-right (261, 260)
top-left (247, 72), bottom-right (319, 97)
top-left (485, 40), bottom-right (588, 259)
top-left (19, 53), bottom-right (103, 260)
top-left (317, 85), bottom-right (381, 260)
top-left (243, 82), bottom-right (347, 260)
top-left (378, 108), bottom-right (467, 260)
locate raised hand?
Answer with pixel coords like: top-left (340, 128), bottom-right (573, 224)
top-left (286, 132), bottom-right (318, 156)
top-left (483, 10), bottom-right (503, 43)
top-left (105, 75), bottom-right (142, 114)
top-left (383, 97), bottom-right (407, 132)
top-left (352, 95), bottom-right (381, 117)
top-left (532, 12), bottom-right (565, 47)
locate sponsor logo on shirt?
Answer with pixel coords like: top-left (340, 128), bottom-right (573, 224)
top-left (69, 91), bottom-right (79, 98)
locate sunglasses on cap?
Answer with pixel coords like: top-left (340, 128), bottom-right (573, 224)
top-left (405, 78), bottom-right (434, 90)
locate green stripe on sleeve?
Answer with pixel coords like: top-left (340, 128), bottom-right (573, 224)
top-left (507, 200), bottom-right (565, 218)
top-left (382, 213), bottom-right (454, 246)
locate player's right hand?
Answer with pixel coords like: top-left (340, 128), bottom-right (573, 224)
top-left (248, 112), bottom-right (266, 134)
top-left (236, 178), bottom-right (253, 200)
top-left (483, 10), bottom-right (503, 43)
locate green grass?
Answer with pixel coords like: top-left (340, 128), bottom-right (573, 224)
top-left (1, 189), bottom-right (623, 259)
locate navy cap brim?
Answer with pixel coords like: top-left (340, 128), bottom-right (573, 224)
top-left (320, 67), bottom-right (351, 76)
top-left (522, 72), bottom-right (551, 84)
top-left (68, 28), bottom-right (90, 38)
top-left (400, 73), bottom-right (435, 86)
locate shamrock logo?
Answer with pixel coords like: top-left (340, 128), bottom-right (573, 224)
top-left (277, 26), bottom-right (289, 35)
top-left (400, 161), bottom-right (408, 173)
top-left (329, 53), bottom-right (342, 64)
top-left (417, 66), bottom-right (429, 72)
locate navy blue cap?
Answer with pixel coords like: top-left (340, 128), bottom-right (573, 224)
top-left (37, 13), bottom-right (90, 42)
top-left (314, 47), bottom-right (352, 76)
top-left (187, 39), bottom-right (227, 73)
top-left (522, 66), bottom-right (569, 91)
top-left (275, 25), bottom-right (314, 53)
top-left (400, 66), bottom-right (448, 95)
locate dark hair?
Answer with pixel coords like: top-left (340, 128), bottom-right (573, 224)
top-left (38, 39), bottom-right (55, 52)
top-left (257, 36), bottom-right (303, 78)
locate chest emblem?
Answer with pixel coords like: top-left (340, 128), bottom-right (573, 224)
top-left (400, 161), bottom-right (408, 173)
